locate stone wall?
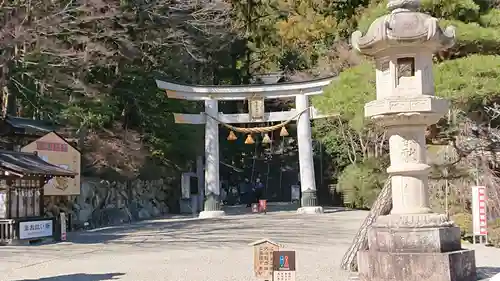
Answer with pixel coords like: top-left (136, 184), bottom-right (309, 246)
top-left (44, 178), bottom-right (176, 229)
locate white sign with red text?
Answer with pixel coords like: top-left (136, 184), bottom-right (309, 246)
top-left (472, 186), bottom-right (488, 236)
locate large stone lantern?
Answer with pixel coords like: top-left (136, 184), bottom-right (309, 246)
top-left (351, 0), bottom-right (476, 280)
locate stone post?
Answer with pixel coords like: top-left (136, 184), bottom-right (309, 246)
top-left (295, 94), bottom-right (323, 214)
top-left (199, 99), bottom-right (225, 218)
top-left (352, 0), bottom-right (476, 280)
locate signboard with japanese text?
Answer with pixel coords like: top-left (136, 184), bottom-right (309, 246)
top-left (273, 271), bottom-right (296, 281)
top-left (472, 186), bottom-right (488, 236)
top-left (248, 96), bottom-right (265, 121)
top-left (272, 251), bottom-right (296, 281)
top-left (250, 239), bottom-right (280, 280)
top-left (19, 220), bottom-right (53, 240)
top-left (22, 132), bottom-right (81, 195)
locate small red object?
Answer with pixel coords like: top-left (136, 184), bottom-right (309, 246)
top-left (259, 199), bottom-right (267, 213)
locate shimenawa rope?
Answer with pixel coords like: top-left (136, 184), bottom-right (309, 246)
top-left (203, 107), bottom-right (310, 134)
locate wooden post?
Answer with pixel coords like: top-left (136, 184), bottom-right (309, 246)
top-left (5, 179), bottom-right (11, 219)
top-left (39, 181), bottom-right (45, 217)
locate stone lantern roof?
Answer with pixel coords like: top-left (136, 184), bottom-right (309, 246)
top-left (351, 0), bottom-right (456, 57)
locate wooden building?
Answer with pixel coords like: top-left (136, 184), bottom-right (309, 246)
top-left (0, 150), bottom-right (76, 244)
top-left (0, 116), bottom-right (80, 195)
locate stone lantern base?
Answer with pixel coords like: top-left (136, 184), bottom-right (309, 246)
top-left (357, 214), bottom-right (476, 281)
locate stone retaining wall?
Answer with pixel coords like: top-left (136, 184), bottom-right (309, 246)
top-left (44, 178), bottom-right (176, 229)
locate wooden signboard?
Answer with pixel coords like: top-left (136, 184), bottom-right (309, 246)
top-left (22, 132), bottom-right (81, 195)
top-left (249, 239), bottom-right (280, 280)
top-left (248, 96), bottom-right (265, 121)
top-left (272, 251), bottom-right (296, 281)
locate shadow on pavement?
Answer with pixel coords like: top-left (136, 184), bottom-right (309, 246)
top-left (49, 204), bottom-right (357, 248)
top-left (66, 217), bottom-right (226, 244)
top-left (14, 272), bottom-right (125, 281)
top-left (477, 266), bottom-right (500, 279)
top-left (223, 203), bottom-right (347, 215)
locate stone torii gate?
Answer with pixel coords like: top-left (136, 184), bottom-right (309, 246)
top-left (156, 77), bottom-right (334, 218)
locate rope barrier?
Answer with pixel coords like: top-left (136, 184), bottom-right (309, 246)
top-left (203, 107), bottom-right (310, 134)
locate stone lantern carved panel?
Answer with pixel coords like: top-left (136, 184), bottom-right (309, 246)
top-left (420, 55), bottom-right (435, 95)
top-left (375, 58), bottom-right (392, 99)
top-left (397, 57), bottom-right (415, 81)
top-left (396, 56), bottom-right (417, 95)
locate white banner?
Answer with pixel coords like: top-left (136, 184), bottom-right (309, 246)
top-left (19, 220), bottom-right (53, 240)
top-left (471, 186), bottom-right (488, 236)
top-left (60, 213), bottom-right (67, 241)
top-left (291, 185), bottom-right (300, 201)
top-left (181, 173), bottom-right (192, 199)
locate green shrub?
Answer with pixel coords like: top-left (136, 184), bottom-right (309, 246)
top-left (487, 227), bottom-right (500, 248)
top-left (487, 218), bottom-right (500, 248)
top-left (337, 157), bottom-right (387, 209)
top-left (451, 213), bottom-right (473, 238)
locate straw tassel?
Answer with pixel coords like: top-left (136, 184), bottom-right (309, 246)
top-left (280, 126), bottom-right (289, 137)
top-left (245, 134), bottom-right (255, 144)
top-left (262, 133), bottom-right (271, 144)
top-left (227, 131), bottom-right (237, 141)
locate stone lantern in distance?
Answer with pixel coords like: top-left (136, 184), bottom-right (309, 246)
top-left (351, 0), bottom-right (477, 281)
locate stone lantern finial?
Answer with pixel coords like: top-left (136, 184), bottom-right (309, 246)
top-left (350, 0), bottom-right (455, 57)
top-left (387, 0), bottom-right (421, 12)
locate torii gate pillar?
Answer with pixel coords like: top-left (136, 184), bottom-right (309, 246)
top-left (199, 99), bottom-right (225, 218)
top-left (296, 94), bottom-right (323, 214)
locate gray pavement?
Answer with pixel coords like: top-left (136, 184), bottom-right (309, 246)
top-left (0, 204), bottom-right (499, 281)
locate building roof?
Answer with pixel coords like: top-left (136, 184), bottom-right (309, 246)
top-left (0, 150), bottom-right (76, 177)
top-left (4, 115), bottom-right (59, 136)
top-left (248, 238), bottom-right (281, 246)
top-left (24, 131), bottom-right (81, 153)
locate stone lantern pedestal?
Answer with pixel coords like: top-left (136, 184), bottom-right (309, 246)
top-left (352, 0), bottom-right (476, 280)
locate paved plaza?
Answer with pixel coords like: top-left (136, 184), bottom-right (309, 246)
top-left (0, 204), bottom-right (499, 281)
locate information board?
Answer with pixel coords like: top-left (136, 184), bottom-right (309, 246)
top-left (19, 220), bottom-right (53, 240)
top-left (251, 239), bottom-right (280, 280)
top-left (272, 251), bottom-right (296, 281)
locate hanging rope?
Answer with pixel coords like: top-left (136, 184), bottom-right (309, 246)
top-left (250, 135), bottom-right (258, 183)
top-left (204, 107), bottom-right (310, 134)
top-left (265, 132), bottom-right (272, 193)
top-left (278, 126), bottom-right (285, 196)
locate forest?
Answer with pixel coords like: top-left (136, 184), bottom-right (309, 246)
top-left (2, 0), bottom-right (500, 244)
